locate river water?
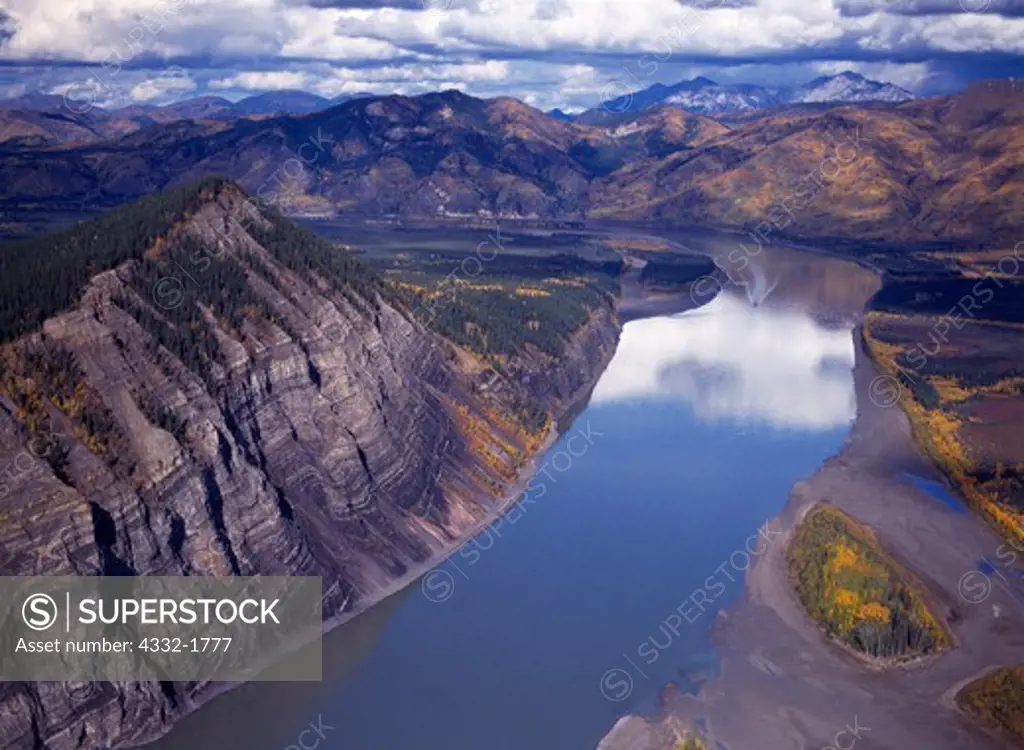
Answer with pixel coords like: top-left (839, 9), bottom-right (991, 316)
top-left (151, 242), bottom-right (873, 750)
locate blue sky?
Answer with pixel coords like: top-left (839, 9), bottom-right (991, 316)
top-left (0, 0), bottom-right (1021, 111)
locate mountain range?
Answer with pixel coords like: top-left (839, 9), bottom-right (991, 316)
top-left (0, 69), bottom-right (1021, 750)
top-left (112, 90), bottom-right (376, 121)
top-left (582, 71), bottom-right (915, 122)
top-left (0, 72), bottom-right (908, 151)
top-left (0, 90), bottom-right (378, 147)
top-left (0, 72), bottom-right (907, 135)
top-left (0, 79), bottom-right (1020, 245)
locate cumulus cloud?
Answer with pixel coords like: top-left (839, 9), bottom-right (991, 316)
top-left (48, 77), bottom-right (122, 109)
top-left (0, 0), bottom-right (413, 63)
top-left (518, 64), bottom-right (613, 110)
top-left (211, 70), bottom-right (313, 90)
top-left (202, 59), bottom-right (525, 97)
top-left (0, 0), bottom-right (1020, 108)
top-left (4, 0), bottom-right (1022, 64)
top-left (312, 59), bottom-right (510, 95)
top-left (855, 11), bottom-right (1024, 54)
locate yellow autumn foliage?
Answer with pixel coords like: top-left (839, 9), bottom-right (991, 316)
top-left (863, 313), bottom-right (1024, 547)
top-left (859, 602), bottom-right (891, 622)
top-left (828, 543), bottom-right (859, 573)
top-left (789, 505), bottom-right (952, 657)
top-left (930, 376), bottom-right (975, 404)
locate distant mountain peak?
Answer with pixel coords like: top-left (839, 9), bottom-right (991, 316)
top-left (584, 70), bottom-right (914, 118)
top-left (332, 91), bottom-right (375, 103)
top-left (233, 90), bottom-right (332, 116)
top-left (0, 93), bottom-right (75, 112)
top-left (429, 89), bottom-right (475, 103)
top-left (547, 108), bottom-right (580, 122)
top-left (790, 72), bottom-right (914, 104)
top-left (179, 95), bottom-right (234, 106)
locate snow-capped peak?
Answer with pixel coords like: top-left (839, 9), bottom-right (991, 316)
top-left (789, 71), bottom-right (914, 104)
top-left (587, 71), bottom-right (915, 121)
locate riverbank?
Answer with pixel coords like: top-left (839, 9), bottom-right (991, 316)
top-left (598, 312), bottom-right (1024, 750)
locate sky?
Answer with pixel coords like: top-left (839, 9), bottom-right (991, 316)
top-left (0, 0), bottom-right (1021, 111)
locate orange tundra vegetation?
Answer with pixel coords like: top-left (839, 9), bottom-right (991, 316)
top-left (956, 665), bottom-right (1024, 746)
top-left (864, 313), bottom-right (1024, 547)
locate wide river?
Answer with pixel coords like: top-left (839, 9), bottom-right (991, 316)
top-left (151, 241), bottom-right (876, 750)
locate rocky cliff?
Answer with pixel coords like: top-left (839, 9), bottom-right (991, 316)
top-left (0, 180), bottom-right (619, 748)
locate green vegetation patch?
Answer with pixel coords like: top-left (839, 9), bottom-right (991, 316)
top-left (639, 255), bottom-right (717, 290)
top-left (0, 178), bottom-right (392, 348)
top-left (381, 252), bottom-right (621, 359)
top-left (787, 504), bottom-right (951, 659)
top-left (0, 178), bottom-right (402, 474)
top-left (0, 340), bottom-right (131, 481)
top-left (0, 177), bottom-right (235, 344)
top-left (956, 665), bottom-right (1024, 745)
top-left (247, 207), bottom-right (392, 307)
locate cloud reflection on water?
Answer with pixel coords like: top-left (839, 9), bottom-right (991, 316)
top-left (591, 293), bottom-right (856, 430)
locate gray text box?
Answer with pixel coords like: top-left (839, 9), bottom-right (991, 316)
top-left (0, 576), bottom-right (322, 681)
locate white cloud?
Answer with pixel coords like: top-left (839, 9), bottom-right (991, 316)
top-left (290, 60), bottom-right (511, 96)
top-left (854, 11), bottom-right (1024, 54)
top-left (129, 71), bottom-right (198, 101)
top-left (0, 0), bottom-right (412, 63)
top-left (47, 77), bottom-right (122, 109)
top-left (1, 0), bottom-right (200, 61)
top-left (44, 66), bottom-right (200, 108)
top-left (1, 0), bottom-right (1020, 108)
top-left (211, 70), bottom-right (312, 90)
top-left (523, 63), bottom-right (607, 109)
top-left (3, 0), bottom-right (1021, 65)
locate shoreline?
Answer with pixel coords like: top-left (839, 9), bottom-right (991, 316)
top-left (322, 260), bottom-right (703, 642)
top-left (322, 413), bottom-right (567, 633)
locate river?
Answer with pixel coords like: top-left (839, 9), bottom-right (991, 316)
top-left (149, 240), bottom-right (875, 750)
